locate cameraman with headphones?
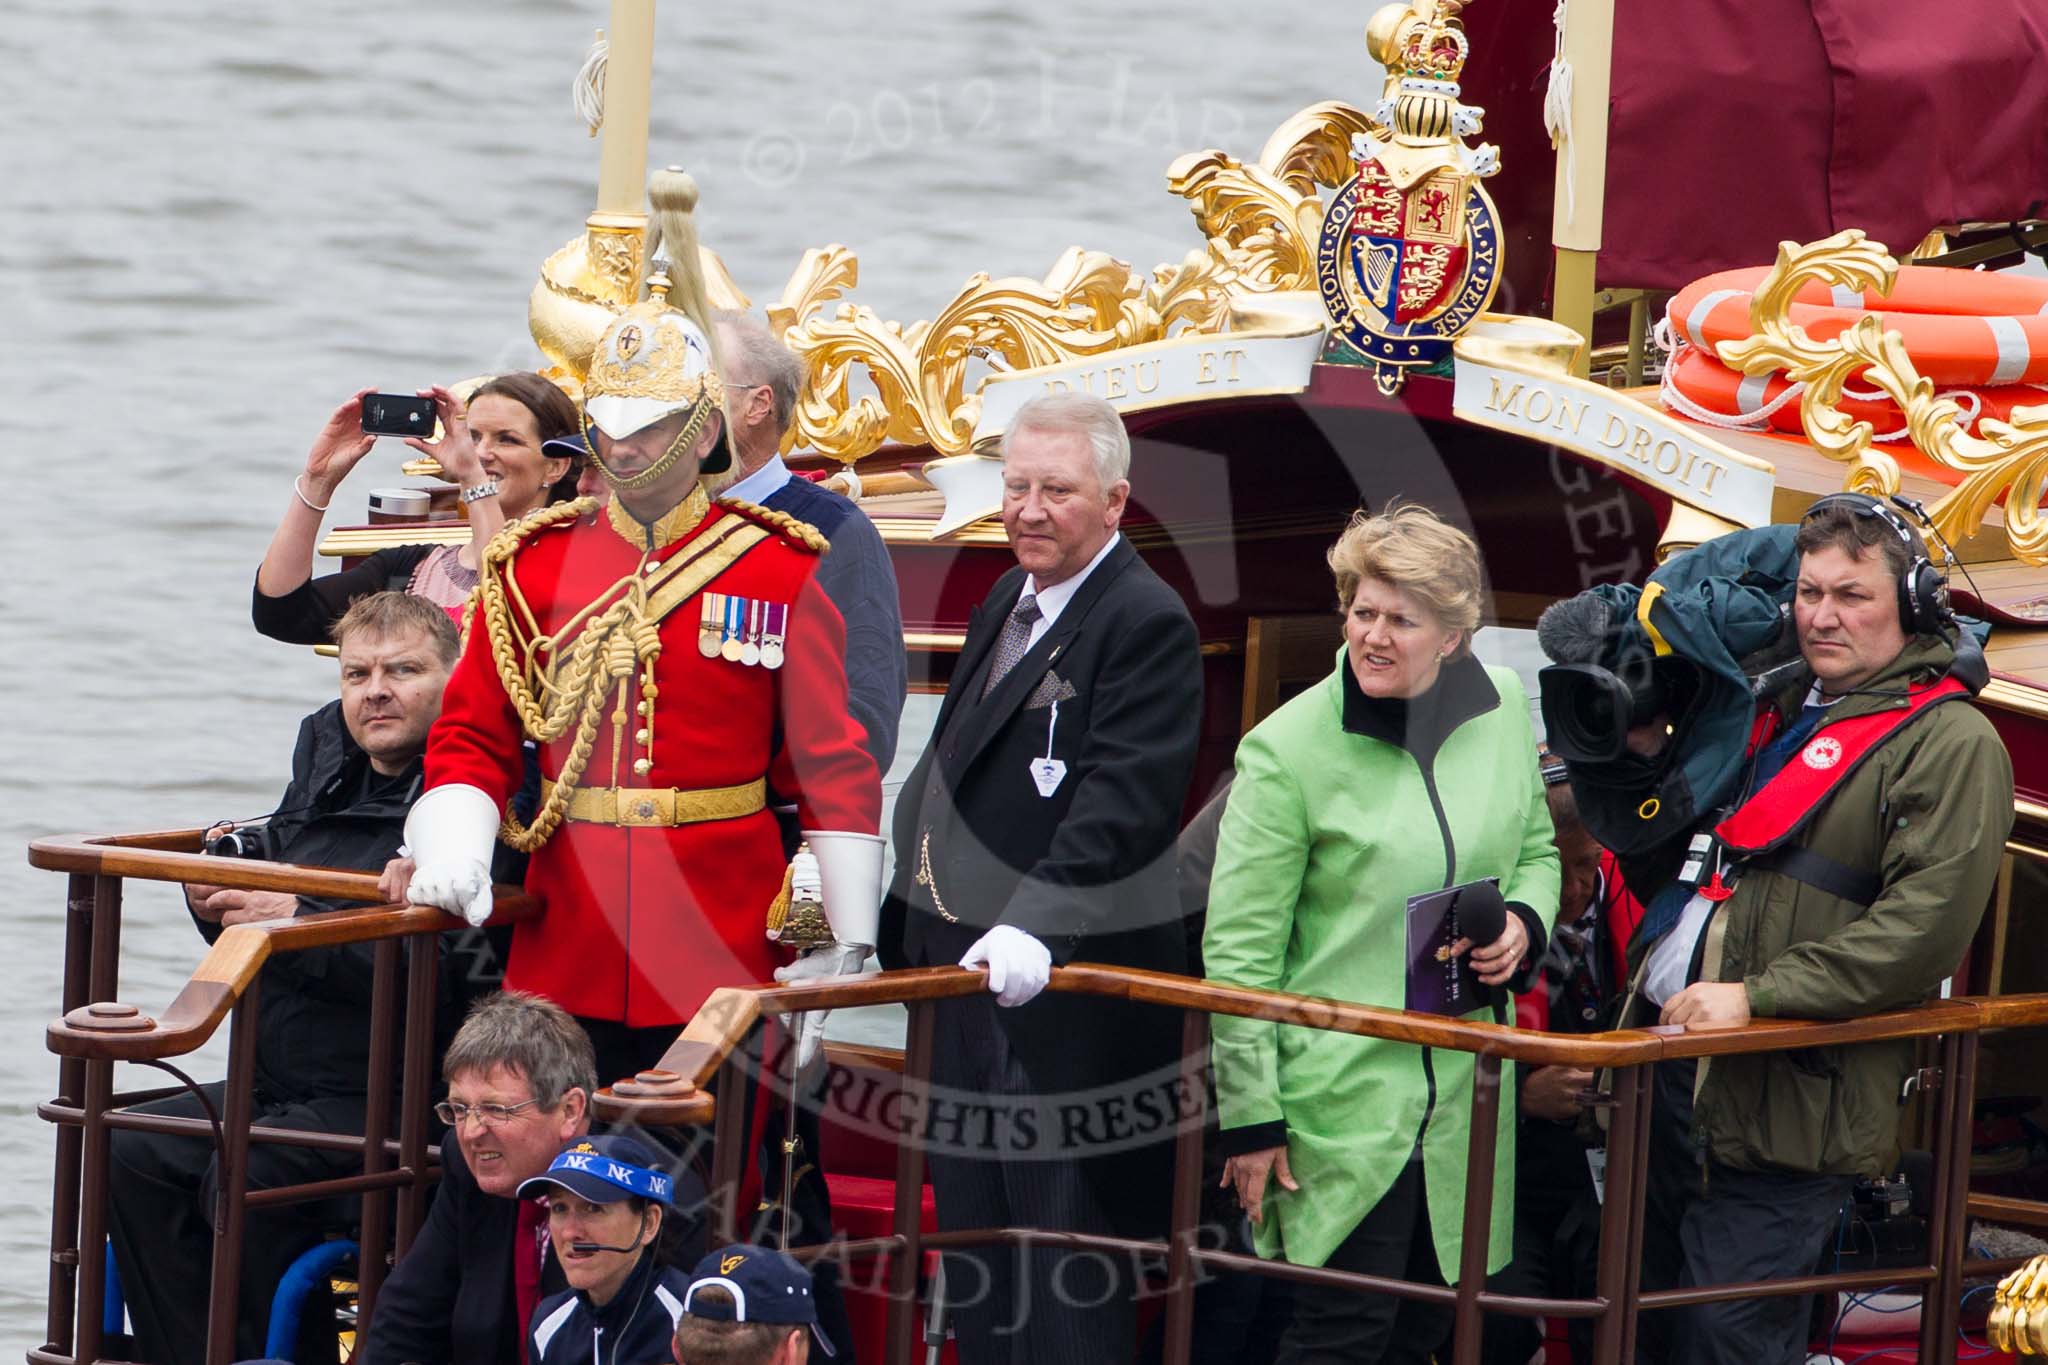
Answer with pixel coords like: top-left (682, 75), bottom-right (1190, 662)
top-left (1633, 494), bottom-right (2012, 1365)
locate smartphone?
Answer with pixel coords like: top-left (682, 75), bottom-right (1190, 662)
top-left (360, 393), bottom-right (437, 437)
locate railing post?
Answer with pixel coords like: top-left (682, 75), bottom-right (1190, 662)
top-left (205, 983), bottom-right (262, 1365)
top-left (45, 874), bottom-right (97, 1358)
top-left (1450, 1053), bottom-right (1504, 1365)
top-left (396, 927), bottom-right (440, 1253)
top-left (1160, 1009), bottom-right (1210, 1365)
top-left (73, 1056), bottom-right (116, 1365)
top-left (72, 873), bottom-right (126, 1365)
top-left (87, 874), bottom-right (123, 1004)
top-left (1618, 1057), bottom-right (1654, 1365)
top-left (1591, 1062), bottom-right (1649, 1365)
top-left (708, 1037), bottom-right (754, 1246)
top-left (1920, 1029), bottom-right (1977, 1363)
top-left (356, 938), bottom-right (401, 1330)
top-left (885, 999), bottom-right (937, 1365)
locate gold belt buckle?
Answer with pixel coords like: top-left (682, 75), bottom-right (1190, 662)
top-left (617, 790), bottom-right (671, 827)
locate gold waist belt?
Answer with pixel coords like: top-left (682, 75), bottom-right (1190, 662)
top-left (538, 777), bottom-right (768, 828)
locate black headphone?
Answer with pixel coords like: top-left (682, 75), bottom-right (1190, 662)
top-left (1801, 492), bottom-right (1949, 635)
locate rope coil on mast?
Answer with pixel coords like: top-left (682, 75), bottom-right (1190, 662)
top-left (1544, 0), bottom-right (1576, 225)
top-left (573, 30), bottom-right (608, 136)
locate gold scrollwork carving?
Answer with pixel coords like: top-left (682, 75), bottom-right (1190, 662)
top-left (774, 247), bottom-right (1171, 461)
top-left (1258, 101), bottom-right (1383, 197)
top-left (755, 100), bottom-right (1379, 463)
top-left (1717, 229), bottom-right (2048, 564)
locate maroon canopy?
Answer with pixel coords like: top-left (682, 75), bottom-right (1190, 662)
top-left (1461, 0), bottom-right (2048, 302)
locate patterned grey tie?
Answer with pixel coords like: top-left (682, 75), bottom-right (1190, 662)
top-left (980, 593), bottom-right (1042, 699)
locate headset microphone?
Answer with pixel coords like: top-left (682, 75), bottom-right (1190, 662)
top-left (570, 1207), bottom-right (652, 1256)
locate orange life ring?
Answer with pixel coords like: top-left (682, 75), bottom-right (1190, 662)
top-left (1667, 264), bottom-right (2048, 387)
top-left (1664, 344), bottom-right (2038, 446)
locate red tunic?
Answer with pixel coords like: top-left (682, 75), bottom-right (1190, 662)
top-left (426, 498), bottom-right (881, 1027)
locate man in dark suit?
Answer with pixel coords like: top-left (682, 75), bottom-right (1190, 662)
top-left (362, 991), bottom-right (705, 1365)
top-left (881, 392), bottom-right (1204, 1364)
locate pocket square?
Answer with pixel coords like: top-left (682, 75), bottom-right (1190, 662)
top-left (1025, 671), bottom-right (1079, 710)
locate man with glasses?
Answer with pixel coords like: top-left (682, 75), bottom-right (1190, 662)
top-left (713, 309), bottom-right (905, 773)
top-left (363, 991), bottom-right (703, 1365)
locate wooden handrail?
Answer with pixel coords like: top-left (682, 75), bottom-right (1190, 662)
top-left (37, 826), bottom-right (2048, 1116)
top-left (35, 829), bottom-right (540, 1063)
top-left (596, 966), bottom-right (2048, 1122)
top-left (32, 828), bottom-right (413, 901)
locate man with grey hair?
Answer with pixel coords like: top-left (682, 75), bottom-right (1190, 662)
top-left (714, 309), bottom-right (906, 771)
top-left (363, 991), bottom-right (706, 1365)
top-left (713, 308), bottom-right (893, 1364)
top-left (881, 392), bottom-right (1203, 1363)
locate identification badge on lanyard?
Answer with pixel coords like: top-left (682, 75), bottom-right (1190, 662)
top-left (1030, 699), bottom-right (1067, 797)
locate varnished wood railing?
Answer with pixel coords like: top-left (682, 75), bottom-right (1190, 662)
top-left (29, 828), bottom-right (2048, 1365)
top-left (593, 971), bottom-right (2048, 1365)
top-left (27, 828), bottom-right (538, 1365)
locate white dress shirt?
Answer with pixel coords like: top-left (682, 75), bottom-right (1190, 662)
top-left (1019, 532), bottom-right (1122, 651)
top-left (719, 453), bottom-right (793, 506)
top-left (1641, 683), bottom-right (1838, 1007)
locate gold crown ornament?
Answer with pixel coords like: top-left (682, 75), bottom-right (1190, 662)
top-left (581, 169), bottom-right (735, 491)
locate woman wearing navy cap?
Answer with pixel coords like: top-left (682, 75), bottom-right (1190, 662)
top-left (520, 1134), bottom-right (694, 1365)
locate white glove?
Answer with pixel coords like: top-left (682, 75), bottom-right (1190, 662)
top-left (401, 783), bottom-right (500, 927)
top-left (960, 924), bottom-right (1052, 1007)
top-left (775, 831), bottom-right (886, 1068)
top-left (803, 830), bottom-right (884, 948)
top-left (775, 943), bottom-right (870, 1069)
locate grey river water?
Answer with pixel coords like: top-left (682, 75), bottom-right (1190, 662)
top-left (0, 0), bottom-right (1397, 1349)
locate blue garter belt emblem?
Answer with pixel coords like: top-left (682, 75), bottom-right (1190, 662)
top-left (1317, 162), bottom-right (1500, 393)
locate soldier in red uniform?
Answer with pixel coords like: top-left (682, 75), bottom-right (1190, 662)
top-left (401, 176), bottom-right (883, 1082)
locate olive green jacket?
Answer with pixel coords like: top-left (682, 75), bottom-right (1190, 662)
top-left (1205, 654), bottom-right (1560, 1273)
top-left (1683, 634), bottom-right (2012, 1175)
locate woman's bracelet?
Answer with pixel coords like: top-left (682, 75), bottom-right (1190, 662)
top-left (293, 476), bottom-right (331, 513)
top-left (460, 480), bottom-right (502, 505)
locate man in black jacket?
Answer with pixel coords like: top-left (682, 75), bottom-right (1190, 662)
top-left (360, 991), bottom-right (605, 1365)
top-left (106, 592), bottom-right (462, 1365)
top-left (882, 392), bottom-right (1204, 1365)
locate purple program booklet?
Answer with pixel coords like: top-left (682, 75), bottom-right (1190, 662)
top-left (1404, 878), bottom-right (1504, 1017)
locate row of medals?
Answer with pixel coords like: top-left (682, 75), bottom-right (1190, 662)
top-left (698, 591), bottom-right (788, 669)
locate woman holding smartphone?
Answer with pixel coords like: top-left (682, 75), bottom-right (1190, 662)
top-left (252, 373), bottom-right (583, 644)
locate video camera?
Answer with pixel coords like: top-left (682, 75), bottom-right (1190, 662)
top-left (1534, 525), bottom-right (1804, 854)
top-left (1537, 595), bottom-right (1704, 765)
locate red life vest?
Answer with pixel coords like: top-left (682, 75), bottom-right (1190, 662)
top-left (1717, 676), bottom-right (1968, 855)
top-left (1690, 676), bottom-right (1969, 906)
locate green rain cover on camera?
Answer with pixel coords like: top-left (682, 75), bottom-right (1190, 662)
top-left (1572, 525), bottom-right (1802, 853)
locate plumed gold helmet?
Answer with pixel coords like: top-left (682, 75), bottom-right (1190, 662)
top-left (580, 168), bottom-right (734, 489)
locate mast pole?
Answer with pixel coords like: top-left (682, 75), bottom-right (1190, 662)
top-left (1548, 0), bottom-right (1615, 378)
top-left (594, 0), bottom-right (656, 217)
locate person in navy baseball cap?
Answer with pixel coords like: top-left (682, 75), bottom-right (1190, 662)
top-left (675, 1243), bottom-right (834, 1362)
top-left (540, 429), bottom-right (610, 503)
top-left (518, 1135), bottom-right (696, 1365)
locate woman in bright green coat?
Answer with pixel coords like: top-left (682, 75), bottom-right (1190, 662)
top-left (1205, 504), bottom-right (1560, 1363)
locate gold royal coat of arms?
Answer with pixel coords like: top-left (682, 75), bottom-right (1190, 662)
top-left (1318, 3), bottom-right (1503, 393)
